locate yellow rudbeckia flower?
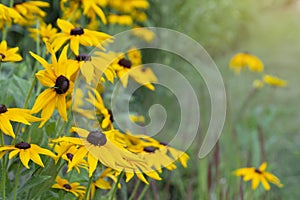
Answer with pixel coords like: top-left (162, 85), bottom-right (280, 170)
top-left (234, 162), bottom-right (283, 191)
top-left (30, 45), bottom-right (79, 127)
top-left (263, 75), bottom-right (287, 87)
top-left (52, 176), bottom-right (86, 198)
top-left (229, 52), bottom-right (264, 73)
top-left (0, 40), bottom-right (22, 62)
top-left (28, 23), bottom-right (58, 42)
top-left (0, 142), bottom-right (55, 169)
top-left (0, 104), bottom-right (42, 138)
top-left (108, 14), bottom-right (133, 26)
top-left (51, 19), bottom-right (112, 55)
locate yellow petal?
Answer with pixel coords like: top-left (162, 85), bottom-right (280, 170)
top-left (0, 115), bottom-right (15, 138)
top-left (19, 150), bottom-right (31, 169)
top-left (57, 95), bottom-right (67, 121)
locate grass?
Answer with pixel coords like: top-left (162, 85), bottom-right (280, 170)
top-left (139, 0), bottom-right (300, 199)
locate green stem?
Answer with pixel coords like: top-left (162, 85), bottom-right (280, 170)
top-left (0, 133), bottom-right (6, 200)
top-left (2, 0), bottom-right (14, 41)
top-left (13, 163), bottom-right (21, 200)
top-left (83, 176), bottom-right (93, 200)
top-left (128, 179), bottom-right (141, 200)
top-left (13, 77), bottom-right (37, 143)
top-left (109, 171), bottom-right (124, 200)
top-left (137, 184), bottom-right (149, 200)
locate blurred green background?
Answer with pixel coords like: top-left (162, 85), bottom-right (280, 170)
top-left (134, 0), bottom-right (300, 199)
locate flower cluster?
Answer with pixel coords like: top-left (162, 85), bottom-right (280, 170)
top-left (230, 52), bottom-right (287, 88)
top-left (0, 1), bottom-right (188, 199)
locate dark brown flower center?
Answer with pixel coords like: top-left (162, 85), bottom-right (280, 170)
top-left (107, 109), bottom-right (114, 123)
top-left (63, 184), bottom-right (72, 190)
top-left (255, 168), bottom-right (262, 174)
top-left (54, 75), bottom-right (70, 94)
top-left (87, 131), bottom-right (107, 146)
top-left (15, 142), bottom-right (31, 149)
top-left (143, 146), bottom-right (156, 153)
top-left (159, 141), bottom-right (168, 146)
top-left (66, 153), bottom-right (73, 161)
top-left (75, 54), bottom-right (91, 62)
top-left (0, 53), bottom-right (5, 60)
top-left (0, 104), bottom-right (8, 113)
top-left (118, 58), bottom-right (132, 68)
top-left (70, 27), bottom-right (84, 36)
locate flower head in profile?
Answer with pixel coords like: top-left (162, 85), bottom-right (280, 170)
top-left (52, 176), bottom-right (86, 198)
top-left (0, 142), bottom-right (55, 169)
top-left (230, 52), bottom-right (264, 73)
top-left (0, 40), bottom-right (22, 62)
top-left (234, 162), bottom-right (283, 191)
top-left (30, 45), bottom-right (79, 127)
top-left (51, 19), bottom-right (112, 55)
top-left (13, 1), bottom-right (50, 26)
top-left (263, 75), bottom-right (287, 87)
top-left (0, 4), bottom-right (22, 29)
top-left (0, 104), bottom-right (42, 138)
top-left (28, 23), bottom-right (58, 42)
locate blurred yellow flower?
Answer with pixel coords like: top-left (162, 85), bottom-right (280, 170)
top-left (131, 27), bottom-right (155, 43)
top-left (0, 4), bottom-right (23, 29)
top-left (0, 40), bottom-right (22, 62)
top-left (130, 115), bottom-right (145, 123)
top-left (234, 162), bottom-right (283, 191)
top-left (0, 104), bottom-right (42, 138)
top-left (28, 23), bottom-right (58, 41)
top-left (0, 142), bottom-right (55, 169)
top-left (52, 176), bottom-right (86, 198)
top-left (229, 53), bottom-right (264, 73)
top-left (13, 1), bottom-right (49, 26)
top-left (263, 75), bottom-right (287, 87)
top-left (252, 79), bottom-right (264, 89)
top-left (108, 14), bottom-right (133, 26)
top-left (51, 19), bottom-right (112, 54)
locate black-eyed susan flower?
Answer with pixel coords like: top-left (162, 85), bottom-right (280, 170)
top-left (85, 88), bottom-right (114, 130)
top-left (51, 19), bottom-right (112, 55)
top-left (28, 23), bottom-right (58, 42)
top-left (0, 40), bottom-right (22, 62)
top-left (30, 45), bottom-right (79, 127)
top-left (89, 168), bottom-right (120, 198)
top-left (13, 1), bottom-right (50, 26)
top-left (81, 0), bottom-right (107, 24)
top-left (0, 141), bottom-right (55, 169)
top-left (52, 142), bottom-right (88, 174)
top-left (0, 104), bottom-right (42, 138)
top-left (263, 75), bottom-right (287, 87)
top-left (52, 176), bottom-right (86, 198)
top-left (75, 53), bottom-right (116, 84)
top-left (229, 52), bottom-right (264, 73)
top-left (0, 4), bottom-right (22, 29)
top-left (234, 162), bottom-right (283, 191)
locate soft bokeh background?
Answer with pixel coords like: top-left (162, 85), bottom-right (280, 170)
top-left (133, 0), bottom-right (300, 199)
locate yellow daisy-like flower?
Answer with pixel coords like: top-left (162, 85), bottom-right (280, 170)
top-left (75, 53), bottom-right (116, 84)
top-left (234, 162), bottom-right (283, 191)
top-left (263, 75), bottom-right (287, 87)
top-left (108, 0), bottom-right (149, 13)
top-left (81, 0), bottom-right (107, 24)
top-left (108, 14), bottom-right (133, 26)
top-left (0, 104), bottom-right (42, 138)
top-left (86, 88), bottom-right (114, 130)
top-left (0, 40), bottom-right (22, 62)
top-left (30, 45), bottom-right (79, 127)
top-left (0, 141), bottom-right (55, 169)
top-left (229, 52), bottom-right (264, 73)
top-left (52, 176), bottom-right (86, 198)
top-left (13, 1), bottom-right (50, 26)
top-left (51, 19), bottom-right (112, 55)
top-left (28, 23), bottom-right (58, 42)
top-left (52, 142), bottom-right (88, 174)
top-left (0, 4), bottom-right (23, 29)
top-left (131, 27), bottom-right (155, 43)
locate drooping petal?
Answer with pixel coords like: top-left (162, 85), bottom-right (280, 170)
top-left (19, 150), bottom-right (31, 169)
top-left (57, 95), bottom-right (67, 121)
top-left (0, 115), bottom-right (15, 138)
